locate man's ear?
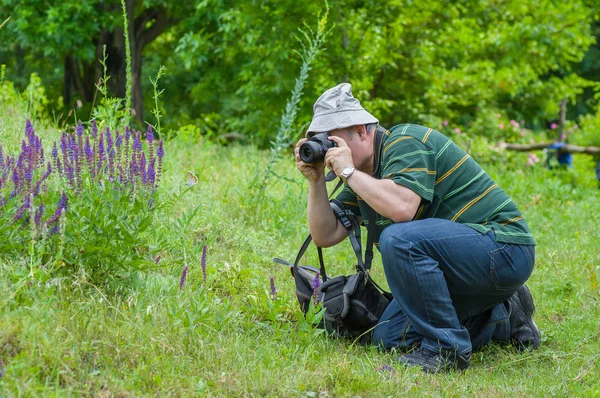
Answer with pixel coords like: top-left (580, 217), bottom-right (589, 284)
top-left (357, 125), bottom-right (368, 141)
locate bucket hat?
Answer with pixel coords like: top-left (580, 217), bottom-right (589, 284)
top-left (307, 83), bottom-right (378, 136)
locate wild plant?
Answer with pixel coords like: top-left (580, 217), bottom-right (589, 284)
top-left (251, 2), bottom-right (331, 204)
top-left (0, 120), bottom-right (165, 287)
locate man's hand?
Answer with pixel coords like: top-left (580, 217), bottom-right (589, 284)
top-left (325, 136), bottom-right (354, 177)
top-left (295, 138), bottom-right (325, 182)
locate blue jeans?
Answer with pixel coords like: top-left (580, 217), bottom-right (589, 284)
top-left (373, 218), bottom-right (535, 355)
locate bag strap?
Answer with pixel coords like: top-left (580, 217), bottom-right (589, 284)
top-left (292, 178), bottom-right (345, 281)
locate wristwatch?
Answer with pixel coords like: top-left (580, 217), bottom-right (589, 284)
top-left (340, 166), bottom-right (355, 184)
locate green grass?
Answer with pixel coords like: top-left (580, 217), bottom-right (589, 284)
top-left (1, 116), bottom-right (600, 396)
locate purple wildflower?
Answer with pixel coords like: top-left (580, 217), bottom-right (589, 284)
top-left (0, 145), bottom-right (4, 169)
top-left (146, 125), bottom-right (154, 143)
top-left (25, 119), bottom-right (33, 139)
top-left (76, 120), bottom-right (84, 137)
top-left (124, 126), bottom-right (131, 168)
top-left (179, 265), bottom-right (189, 290)
top-left (51, 142), bottom-right (59, 170)
top-left (115, 134), bottom-right (123, 179)
top-left (97, 131), bottom-right (105, 176)
top-left (156, 140), bottom-right (164, 183)
top-left (13, 195), bottom-right (31, 221)
top-left (270, 276), bottom-right (277, 299)
top-left (108, 148), bottom-right (115, 180)
top-left (132, 131), bottom-right (142, 164)
top-left (11, 168), bottom-right (19, 195)
top-left (46, 192), bottom-right (68, 230)
top-left (106, 127), bottom-right (114, 153)
top-left (34, 203), bottom-right (44, 228)
top-left (84, 136), bottom-right (93, 169)
top-left (146, 125), bottom-right (155, 167)
top-left (91, 119), bottom-right (98, 139)
top-left (157, 140), bottom-right (164, 159)
top-left (201, 244), bottom-right (207, 282)
top-left (312, 271), bottom-right (321, 306)
top-left (140, 152), bottom-right (147, 183)
top-left (147, 159), bottom-right (156, 187)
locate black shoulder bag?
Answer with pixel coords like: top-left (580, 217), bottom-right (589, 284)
top-left (274, 178), bottom-right (392, 342)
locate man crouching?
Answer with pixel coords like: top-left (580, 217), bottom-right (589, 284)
top-left (294, 83), bottom-right (540, 373)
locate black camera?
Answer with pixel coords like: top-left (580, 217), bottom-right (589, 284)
top-left (299, 133), bottom-right (337, 163)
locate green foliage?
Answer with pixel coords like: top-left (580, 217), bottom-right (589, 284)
top-left (252, 3), bottom-right (330, 201)
top-left (62, 185), bottom-right (158, 285)
top-left (2, 0), bottom-right (599, 145)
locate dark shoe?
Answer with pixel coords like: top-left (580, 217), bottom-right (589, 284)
top-left (398, 347), bottom-right (471, 373)
top-left (508, 284), bottom-right (541, 350)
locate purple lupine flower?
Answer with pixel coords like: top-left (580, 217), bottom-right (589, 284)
top-left (106, 127), bottom-right (114, 153)
top-left (11, 168), bottom-right (20, 195)
top-left (146, 124), bottom-right (154, 143)
top-left (147, 159), bottom-right (156, 187)
top-left (31, 162), bottom-right (52, 198)
top-left (84, 136), bottom-right (93, 169)
top-left (132, 131), bottom-right (142, 165)
top-left (108, 148), bottom-right (115, 181)
top-left (25, 119), bottom-right (33, 140)
top-left (124, 126), bottom-right (131, 168)
top-left (65, 162), bottom-right (75, 187)
top-left (39, 145), bottom-right (45, 168)
top-left (76, 120), bottom-right (84, 137)
top-left (201, 244), bottom-right (207, 282)
top-left (115, 135), bottom-right (123, 181)
top-left (140, 152), bottom-right (147, 184)
top-left (34, 203), bottom-right (44, 229)
top-left (312, 271), bottom-right (321, 306)
top-left (156, 140), bottom-right (164, 183)
top-left (157, 139), bottom-right (164, 160)
top-left (13, 194), bottom-right (31, 221)
top-left (46, 192), bottom-right (68, 228)
top-left (146, 125), bottom-right (155, 167)
top-left (129, 157), bottom-right (138, 183)
top-left (179, 265), bottom-right (189, 290)
top-left (97, 131), bottom-right (105, 176)
top-left (51, 141), bottom-right (59, 167)
top-left (91, 119), bottom-right (98, 139)
top-left (270, 276), bottom-right (277, 299)
top-left (0, 145), bottom-right (4, 169)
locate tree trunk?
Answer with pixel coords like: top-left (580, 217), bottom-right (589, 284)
top-left (61, 2), bottom-right (173, 123)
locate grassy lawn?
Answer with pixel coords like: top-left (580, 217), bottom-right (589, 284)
top-left (1, 115), bottom-right (600, 396)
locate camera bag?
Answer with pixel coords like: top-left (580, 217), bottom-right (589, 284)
top-left (274, 195), bottom-right (392, 342)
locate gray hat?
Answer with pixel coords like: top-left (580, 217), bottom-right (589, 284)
top-left (307, 83), bottom-right (378, 136)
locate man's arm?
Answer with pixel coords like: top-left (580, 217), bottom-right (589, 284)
top-left (306, 175), bottom-right (350, 247)
top-left (325, 136), bottom-right (422, 222)
top-left (295, 138), bottom-right (348, 247)
top-left (345, 171), bottom-right (421, 222)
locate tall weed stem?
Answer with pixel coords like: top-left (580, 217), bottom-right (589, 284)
top-left (252, 2), bottom-right (330, 203)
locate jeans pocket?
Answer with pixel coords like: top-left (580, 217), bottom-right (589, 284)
top-left (489, 244), bottom-right (527, 291)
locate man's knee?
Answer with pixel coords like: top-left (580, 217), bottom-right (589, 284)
top-left (379, 223), bottom-right (418, 270)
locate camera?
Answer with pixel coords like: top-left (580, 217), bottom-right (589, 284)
top-left (299, 133), bottom-right (337, 163)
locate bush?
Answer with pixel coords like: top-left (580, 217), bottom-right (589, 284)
top-left (0, 120), bottom-right (165, 287)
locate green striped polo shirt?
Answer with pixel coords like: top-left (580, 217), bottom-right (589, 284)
top-left (335, 123), bottom-right (536, 246)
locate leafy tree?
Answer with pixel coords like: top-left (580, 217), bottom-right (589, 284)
top-left (0, 0), bottom-right (183, 122)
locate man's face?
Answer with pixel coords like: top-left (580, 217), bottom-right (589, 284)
top-left (328, 126), bottom-right (370, 170)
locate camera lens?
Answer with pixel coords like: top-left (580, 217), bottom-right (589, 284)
top-left (299, 141), bottom-right (324, 163)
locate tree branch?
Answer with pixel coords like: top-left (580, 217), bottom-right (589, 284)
top-left (499, 142), bottom-right (600, 155)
